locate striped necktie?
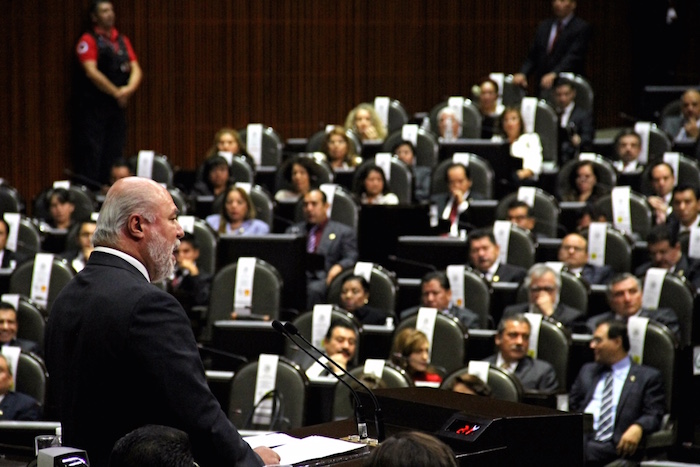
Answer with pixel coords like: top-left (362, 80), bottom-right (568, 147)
top-left (595, 371), bottom-right (614, 441)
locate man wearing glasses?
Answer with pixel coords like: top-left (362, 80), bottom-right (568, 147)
top-left (558, 232), bottom-right (614, 285)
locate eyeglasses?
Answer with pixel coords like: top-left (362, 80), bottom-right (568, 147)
top-left (529, 286), bottom-right (556, 293)
top-left (560, 245), bottom-right (586, 252)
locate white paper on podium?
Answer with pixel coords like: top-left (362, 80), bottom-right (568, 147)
top-left (642, 268), bottom-right (666, 310)
top-left (52, 180), bottom-right (71, 189)
top-left (401, 124), bottom-right (418, 147)
top-left (524, 313), bottom-right (542, 359)
top-left (468, 360), bottom-right (490, 385)
top-left (578, 152), bottom-right (596, 161)
top-left (363, 359), bottom-right (386, 379)
top-left (662, 152), bottom-right (680, 187)
top-left (517, 187), bottom-right (536, 207)
top-left (312, 305), bottom-right (333, 349)
top-left (374, 97), bottom-right (390, 129)
top-left (587, 222), bottom-right (607, 266)
top-left (493, 221), bottom-right (511, 265)
top-left (446, 265), bottom-right (466, 308)
top-left (233, 257), bottom-right (256, 316)
top-left (374, 153), bottom-right (392, 184)
top-left (520, 97), bottom-right (538, 134)
top-left (137, 150), bottom-right (154, 179)
top-left (0, 294), bottom-right (19, 311)
top-left (628, 316), bottom-right (649, 365)
top-left (3, 213), bottom-right (20, 253)
top-left (416, 307), bottom-right (438, 358)
top-left (273, 435), bottom-right (367, 465)
top-left (634, 122), bottom-right (652, 165)
top-left (252, 354), bottom-right (279, 425)
top-left (31, 253), bottom-right (54, 308)
top-left (611, 186), bottom-right (632, 234)
top-left (353, 262), bottom-right (373, 282)
top-left (452, 153), bottom-right (470, 167)
top-left (246, 124), bottom-right (263, 166)
top-left (447, 96), bottom-right (465, 124)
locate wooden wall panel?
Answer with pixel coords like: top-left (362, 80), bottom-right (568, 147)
top-left (1, 0), bottom-right (698, 205)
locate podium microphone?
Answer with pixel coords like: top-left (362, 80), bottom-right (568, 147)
top-left (281, 321), bottom-right (385, 442)
top-left (271, 320), bottom-right (369, 441)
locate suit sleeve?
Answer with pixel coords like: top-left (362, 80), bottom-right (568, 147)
top-left (128, 291), bottom-right (263, 467)
top-left (655, 308), bottom-right (680, 341)
top-left (519, 22), bottom-right (549, 75)
top-left (551, 21), bottom-right (592, 74)
top-left (335, 227), bottom-right (359, 270)
top-left (538, 362), bottom-right (560, 392)
top-left (632, 369), bottom-right (666, 435)
top-left (569, 364), bottom-right (593, 412)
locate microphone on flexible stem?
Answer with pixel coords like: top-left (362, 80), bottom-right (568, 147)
top-left (387, 254), bottom-right (437, 272)
top-left (196, 343), bottom-right (248, 369)
top-left (271, 320), bottom-right (370, 441)
top-left (281, 321), bottom-right (385, 442)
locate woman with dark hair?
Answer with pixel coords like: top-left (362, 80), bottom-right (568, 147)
top-left (562, 160), bottom-right (611, 203)
top-left (339, 275), bottom-right (391, 325)
top-left (205, 185), bottom-right (269, 235)
top-left (322, 126), bottom-right (360, 170)
top-left (476, 77), bottom-right (504, 139)
top-left (205, 127), bottom-right (255, 167)
top-left (356, 164), bottom-right (399, 205)
top-left (390, 328), bottom-right (442, 385)
top-left (447, 373), bottom-right (493, 397)
top-left (393, 140), bottom-right (431, 202)
top-left (495, 106), bottom-right (543, 184)
top-left (191, 155), bottom-right (234, 197)
top-left (274, 157), bottom-right (318, 202)
top-left (365, 431), bottom-right (457, 467)
top-left (45, 188), bottom-right (76, 230)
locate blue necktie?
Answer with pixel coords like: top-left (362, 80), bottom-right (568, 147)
top-left (595, 371), bottom-right (614, 441)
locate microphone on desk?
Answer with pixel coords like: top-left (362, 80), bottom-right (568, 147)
top-left (196, 343), bottom-right (248, 369)
top-left (387, 254), bottom-right (437, 272)
top-left (271, 320), bottom-right (371, 441)
top-left (280, 321), bottom-right (385, 442)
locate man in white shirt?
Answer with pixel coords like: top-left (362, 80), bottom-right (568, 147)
top-left (647, 162), bottom-right (675, 224)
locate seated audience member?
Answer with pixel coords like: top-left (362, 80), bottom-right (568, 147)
top-left (44, 188), bottom-right (76, 230)
top-left (191, 155), bottom-right (234, 198)
top-left (274, 157), bottom-right (317, 203)
top-left (355, 164), bottom-right (399, 205)
top-left (430, 162), bottom-right (480, 236)
top-left (468, 229), bottom-right (527, 283)
top-left (635, 223), bottom-right (700, 288)
top-left (0, 354), bottom-right (42, 421)
top-left (206, 185), bottom-right (269, 236)
top-left (647, 161), bottom-right (675, 225)
top-left (167, 233), bottom-right (212, 311)
top-left (365, 431), bottom-right (457, 467)
top-left (558, 232), bottom-right (614, 285)
top-left (670, 184), bottom-right (700, 233)
top-left (586, 273), bottom-right (680, 340)
top-left (0, 218), bottom-right (20, 269)
top-left (476, 77), bottom-right (504, 139)
top-left (206, 127), bottom-right (252, 166)
top-left (503, 263), bottom-right (585, 331)
top-left (506, 200), bottom-right (545, 240)
top-left (109, 424), bottom-right (195, 467)
top-left (294, 321), bottom-right (358, 376)
top-left (62, 220), bottom-right (96, 273)
top-left (569, 320), bottom-right (665, 466)
top-left (101, 158), bottom-right (134, 195)
top-left (494, 107), bottom-right (543, 185)
top-left (661, 88), bottom-right (700, 142)
top-left (393, 140), bottom-right (431, 203)
top-left (399, 271), bottom-right (481, 330)
top-left (553, 77), bottom-right (593, 165)
top-left (437, 107), bottom-right (462, 141)
top-left (338, 274), bottom-right (390, 325)
top-left (322, 126), bottom-right (360, 170)
top-left (286, 190), bottom-right (358, 309)
top-left (561, 160), bottom-right (610, 203)
top-left (612, 129), bottom-right (643, 173)
top-left (390, 328), bottom-right (442, 385)
top-left (448, 373), bottom-right (492, 397)
top-left (344, 103), bottom-right (387, 142)
top-left (0, 302), bottom-right (39, 354)
top-left (483, 315), bottom-right (559, 393)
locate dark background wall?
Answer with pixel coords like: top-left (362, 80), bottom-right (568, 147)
top-left (1, 1), bottom-right (698, 205)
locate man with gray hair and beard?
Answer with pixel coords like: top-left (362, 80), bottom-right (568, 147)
top-left (45, 177), bottom-right (279, 467)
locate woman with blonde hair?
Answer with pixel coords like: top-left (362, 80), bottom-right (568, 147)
top-left (344, 103), bottom-right (387, 142)
top-left (390, 328), bottom-right (442, 384)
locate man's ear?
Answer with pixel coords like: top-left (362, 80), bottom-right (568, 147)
top-left (127, 214), bottom-right (146, 239)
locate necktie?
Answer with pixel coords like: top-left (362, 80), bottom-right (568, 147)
top-left (549, 20), bottom-right (562, 54)
top-left (449, 200), bottom-right (459, 225)
top-left (306, 225), bottom-right (319, 253)
top-left (595, 371), bottom-right (614, 441)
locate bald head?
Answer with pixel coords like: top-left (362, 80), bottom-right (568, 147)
top-left (94, 177), bottom-right (183, 282)
top-left (681, 89), bottom-right (700, 120)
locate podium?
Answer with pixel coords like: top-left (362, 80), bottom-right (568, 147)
top-left (293, 387), bottom-right (582, 466)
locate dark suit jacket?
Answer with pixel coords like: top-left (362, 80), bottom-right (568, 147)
top-left (0, 249), bottom-right (16, 269)
top-left (287, 220), bottom-right (358, 280)
top-left (586, 308), bottom-right (680, 340)
top-left (399, 304), bottom-right (482, 330)
top-left (661, 114), bottom-right (683, 140)
top-left (484, 354), bottom-right (559, 392)
top-left (502, 302), bottom-right (585, 330)
top-left (569, 359), bottom-right (665, 446)
top-left (559, 104), bottom-right (594, 165)
top-left (4, 338), bottom-right (40, 355)
top-left (634, 254), bottom-right (700, 289)
top-left (45, 252), bottom-right (263, 467)
top-left (491, 263), bottom-right (527, 284)
top-left (578, 263), bottom-right (614, 285)
top-left (430, 191), bottom-right (484, 231)
top-left (0, 391), bottom-right (42, 421)
top-left (520, 15), bottom-right (592, 88)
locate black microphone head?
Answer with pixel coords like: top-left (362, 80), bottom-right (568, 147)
top-left (283, 322), bottom-right (300, 335)
top-left (271, 320), bottom-right (286, 334)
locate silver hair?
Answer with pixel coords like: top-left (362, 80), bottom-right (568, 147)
top-left (606, 272), bottom-right (642, 300)
top-left (497, 313), bottom-right (531, 335)
top-left (437, 107), bottom-right (463, 135)
top-left (92, 181), bottom-right (158, 247)
top-left (524, 263), bottom-right (561, 305)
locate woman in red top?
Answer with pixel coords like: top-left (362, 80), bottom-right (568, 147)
top-left (390, 328), bottom-right (442, 385)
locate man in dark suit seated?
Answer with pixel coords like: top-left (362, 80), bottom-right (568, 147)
top-left (635, 223), bottom-right (700, 289)
top-left (287, 189), bottom-right (359, 309)
top-left (0, 354), bottom-right (42, 421)
top-left (393, 141), bottom-right (431, 203)
top-left (293, 321), bottom-right (358, 378)
top-left (661, 88), bottom-right (700, 143)
top-left (503, 263), bottom-right (585, 331)
top-left (399, 271), bottom-right (482, 330)
top-left (611, 129), bottom-right (643, 174)
top-left (512, 0), bottom-right (591, 92)
top-left (0, 302), bottom-right (39, 354)
top-left (45, 177), bottom-right (278, 466)
top-left (167, 233), bottom-right (212, 312)
top-left (553, 77), bottom-right (593, 165)
top-left (506, 200), bottom-right (550, 241)
top-left (586, 273), bottom-right (680, 340)
top-left (482, 314), bottom-right (558, 393)
top-left (558, 233), bottom-right (614, 285)
top-left (0, 218), bottom-right (20, 270)
top-left (467, 229), bottom-right (527, 283)
top-left (430, 162), bottom-right (481, 236)
top-left (570, 320), bottom-right (665, 466)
